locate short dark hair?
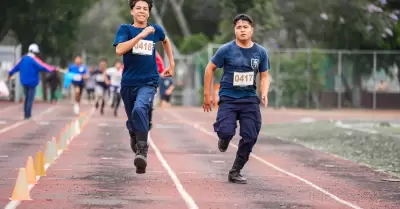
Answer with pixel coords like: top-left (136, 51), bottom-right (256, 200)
top-left (99, 58), bottom-right (107, 63)
top-left (233, 14), bottom-right (254, 27)
top-left (115, 59), bottom-right (121, 64)
top-left (129, 0), bottom-right (153, 11)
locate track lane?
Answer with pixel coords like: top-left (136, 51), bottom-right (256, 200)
top-left (17, 108), bottom-right (189, 209)
top-left (146, 109), bottom-right (353, 209)
top-left (2, 105), bottom-right (399, 209)
top-left (0, 104), bottom-right (91, 208)
top-left (166, 107), bottom-right (400, 209)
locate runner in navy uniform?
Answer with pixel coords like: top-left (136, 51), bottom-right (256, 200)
top-left (113, 0), bottom-right (175, 174)
top-left (203, 14), bottom-right (271, 184)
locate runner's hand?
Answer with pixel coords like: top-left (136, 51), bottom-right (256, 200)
top-left (203, 95), bottom-right (213, 112)
top-left (161, 66), bottom-right (174, 77)
top-left (262, 94), bottom-right (268, 107)
top-left (139, 26), bottom-right (155, 38)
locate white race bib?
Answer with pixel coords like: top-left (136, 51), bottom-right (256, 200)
top-left (95, 74), bottom-right (104, 82)
top-left (233, 71), bottom-right (254, 86)
top-left (73, 74), bottom-right (82, 81)
top-left (132, 40), bottom-right (153, 56)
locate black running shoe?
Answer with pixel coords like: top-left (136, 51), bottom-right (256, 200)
top-left (134, 141), bottom-right (148, 174)
top-left (228, 170), bottom-right (247, 184)
top-left (218, 138), bottom-right (230, 152)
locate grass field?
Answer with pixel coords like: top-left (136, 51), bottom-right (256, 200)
top-left (262, 120), bottom-right (400, 177)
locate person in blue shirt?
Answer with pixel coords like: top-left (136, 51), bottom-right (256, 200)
top-left (158, 76), bottom-right (174, 108)
top-left (113, 0), bottom-right (175, 174)
top-left (8, 43), bottom-right (58, 120)
top-left (68, 55), bottom-right (88, 115)
top-left (203, 14), bottom-right (271, 184)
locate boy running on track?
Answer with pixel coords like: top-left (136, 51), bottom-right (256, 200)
top-left (203, 14), bottom-right (271, 184)
top-left (107, 59), bottom-right (123, 117)
top-left (8, 43), bottom-right (58, 119)
top-left (113, 0), bottom-right (175, 174)
top-left (93, 58), bottom-right (110, 115)
top-left (68, 55), bottom-right (88, 115)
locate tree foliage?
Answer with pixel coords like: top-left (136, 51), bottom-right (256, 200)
top-left (1, 0), bottom-right (96, 66)
top-left (214, 0), bottom-right (280, 44)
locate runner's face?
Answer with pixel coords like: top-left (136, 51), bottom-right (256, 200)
top-left (74, 57), bottom-right (82, 65)
top-left (99, 61), bottom-right (107, 71)
top-left (131, 1), bottom-right (150, 24)
top-left (234, 20), bottom-right (253, 41)
top-left (115, 62), bottom-right (122, 69)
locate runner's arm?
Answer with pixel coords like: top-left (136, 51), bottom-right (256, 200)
top-left (8, 57), bottom-right (23, 77)
top-left (113, 25), bottom-right (146, 56)
top-left (260, 71), bottom-right (270, 97)
top-left (204, 45), bottom-right (225, 99)
top-left (166, 84), bottom-right (175, 95)
top-left (203, 62), bottom-right (217, 99)
top-left (103, 71), bottom-right (110, 85)
top-left (259, 48), bottom-right (271, 97)
top-left (115, 36), bottom-right (144, 56)
top-left (161, 37), bottom-right (175, 68)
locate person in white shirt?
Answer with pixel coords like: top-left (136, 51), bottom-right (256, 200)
top-left (107, 59), bottom-right (123, 116)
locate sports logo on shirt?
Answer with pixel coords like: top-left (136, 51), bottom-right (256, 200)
top-left (251, 58), bottom-right (259, 70)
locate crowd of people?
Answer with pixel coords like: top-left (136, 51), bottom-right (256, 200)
top-left (7, 47), bottom-right (175, 119)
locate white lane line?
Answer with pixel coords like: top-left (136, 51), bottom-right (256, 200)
top-left (4, 107), bottom-right (95, 209)
top-left (148, 134), bottom-right (199, 209)
top-left (0, 106), bottom-right (59, 135)
top-left (167, 110), bottom-right (362, 209)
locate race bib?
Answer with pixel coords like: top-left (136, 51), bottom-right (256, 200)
top-left (95, 74), bottom-right (104, 82)
top-left (233, 71), bottom-right (254, 86)
top-left (132, 40), bottom-right (153, 56)
top-left (73, 74), bottom-right (82, 81)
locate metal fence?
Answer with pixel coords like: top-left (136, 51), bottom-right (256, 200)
top-left (0, 44), bottom-right (22, 102)
top-left (191, 44), bottom-right (400, 109)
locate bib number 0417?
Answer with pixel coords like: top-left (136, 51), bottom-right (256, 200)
top-left (233, 71), bottom-right (254, 86)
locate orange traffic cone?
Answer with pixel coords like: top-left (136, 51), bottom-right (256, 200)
top-left (25, 156), bottom-right (36, 184)
top-left (10, 168), bottom-right (31, 200)
top-left (34, 151), bottom-right (46, 176)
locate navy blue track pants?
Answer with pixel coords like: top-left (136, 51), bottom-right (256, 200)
top-left (213, 96), bottom-right (262, 162)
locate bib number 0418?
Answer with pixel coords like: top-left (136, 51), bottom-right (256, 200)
top-left (233, 71), bottom-right (254, 86)
top-left (132, 40), bottom-right (153, 56)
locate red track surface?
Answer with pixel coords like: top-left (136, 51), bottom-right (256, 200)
top-left (0, 102), bottom-right (399, 209)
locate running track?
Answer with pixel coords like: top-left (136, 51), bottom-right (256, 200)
top-left (0, 101), bottom-right (399, 209)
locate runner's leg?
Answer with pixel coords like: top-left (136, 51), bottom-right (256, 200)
top-left (229, 102), bottom-right (261, 184)
top-left (131, 85), bottom-right (156, 174)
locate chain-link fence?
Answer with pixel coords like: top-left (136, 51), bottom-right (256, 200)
top-left (191, 44), bottom-right (400, 109)
top-left (0, 44), bottom-right (22, 102)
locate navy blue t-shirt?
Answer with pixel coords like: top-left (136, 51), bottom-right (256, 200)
top-left (158, 77), bottom-right (173, 95)
top-left (112, 23), bottom-right (166, 87)
top-left (211, 41), bottom-right (270, 99)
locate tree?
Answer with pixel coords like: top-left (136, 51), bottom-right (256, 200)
top-left (1, 0), bottom-right (96, 66)
top-left (118, 0), bottom-right (220, 54)
top-left (214, 0), bottom-right (280, 44)
top-left (278, 0), bottom-right (400, 107)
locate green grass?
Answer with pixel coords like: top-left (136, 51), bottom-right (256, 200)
top-left (262, 121), bottom-right (400, 177)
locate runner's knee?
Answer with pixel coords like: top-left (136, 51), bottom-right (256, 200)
top-left (215, 123), bottom-right (236, 140)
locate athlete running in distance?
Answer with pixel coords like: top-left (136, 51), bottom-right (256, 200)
top-left (68, 55), bottom-right (88, 115)
top-left (113, 0), bottom-right (175, 174)
top-left (203, 14), bottom-right (270, 184)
